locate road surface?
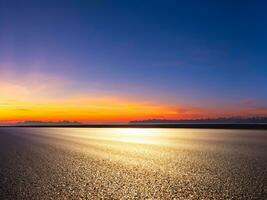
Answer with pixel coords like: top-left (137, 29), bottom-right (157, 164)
top-left (0, 128), bottom-right (266, 199)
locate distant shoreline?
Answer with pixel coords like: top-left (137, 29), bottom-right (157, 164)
top-left (1, 124), bottom-right (267, 129)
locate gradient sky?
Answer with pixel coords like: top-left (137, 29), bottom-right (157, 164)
top-left (0, 0), bottom-right (267, 123)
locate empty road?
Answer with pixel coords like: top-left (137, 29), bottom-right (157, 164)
top-left (0, 128), bottom-right (266, 199)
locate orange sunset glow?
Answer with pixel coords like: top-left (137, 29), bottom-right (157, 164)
top-left (0, 71), bottom-right (266, 124)
top-left (1, 1), bottom-right (267, 200)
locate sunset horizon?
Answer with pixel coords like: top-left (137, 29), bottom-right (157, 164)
top-left (1, 69), bottom-right (266, 122)
top-left (0, 1), bottom-right (266, 199)
top-left (1, 1), bottom-right (267, 123)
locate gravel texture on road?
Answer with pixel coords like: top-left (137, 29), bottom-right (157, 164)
top-left (0, 128), bottom-right (266, 199)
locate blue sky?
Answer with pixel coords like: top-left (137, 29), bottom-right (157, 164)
top-left (0, 0), bottom-right (267, 121)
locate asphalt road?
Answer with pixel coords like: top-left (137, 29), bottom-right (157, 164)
top-left (0, 128), bottom-right (266, 199)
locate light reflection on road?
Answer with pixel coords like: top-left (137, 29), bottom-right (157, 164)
top-left (4, 127), bottom-right (265, 199)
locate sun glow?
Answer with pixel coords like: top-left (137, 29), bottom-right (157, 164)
top-left (0, 72), bottom-right (207, 123)
top-left (0, 76), bottom-right (185, 122)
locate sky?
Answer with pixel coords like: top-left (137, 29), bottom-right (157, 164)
top-left (0, 0), bottom-right (267, 123)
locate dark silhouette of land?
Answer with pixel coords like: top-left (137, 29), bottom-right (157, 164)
top-left (130, 117), bottom-right (267, 124)
top-left (16, 120), bottom-right (82, 126)
top-left (1, 124), bottom-right (267, 130)
top-left (1, 117), bottom-right (266, 129)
